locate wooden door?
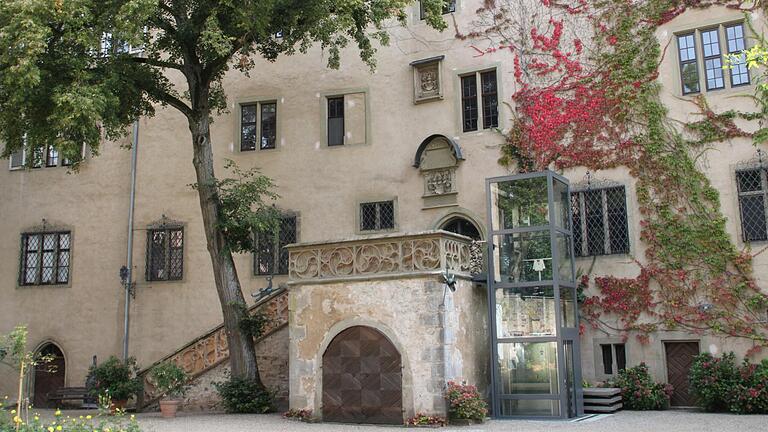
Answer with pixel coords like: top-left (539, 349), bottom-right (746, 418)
top-left (33, 344), bottom-right (65, 408)
top-left (664, 341), bottom-right (699, 407)
top-left (322, 326), bottom-right (402, 424)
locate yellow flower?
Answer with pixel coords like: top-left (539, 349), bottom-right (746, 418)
top-left (13, 415), bottom-right (22, 423)
top-left (35, 416), bottom-right (40, 421)
top-left (130, 415), bottom-right (135, 420)
top-left (56, 426), bottom-right (63, 431)
top-left (10, 409), bottom-right (16, 414)
top-left (48, 427), bottom-right (54, 432)
top-left (55, 409), bottom-right (62, 416)
top-left (86, 415), bottom-right (92, 420)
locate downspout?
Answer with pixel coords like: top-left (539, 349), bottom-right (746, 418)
top-left (123, 120), bottom-right (139, 362)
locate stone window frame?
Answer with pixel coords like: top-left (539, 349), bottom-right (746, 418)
top-left (18, 230), bottom-right (73, 287)
top-left (235, 96), bottom-right (282, 153)
top-left (672, 17), bottom-right (753, 97)
top-left (253, 211), bottom-right (300, 277)
top-left (593, 337), bottom-right (628, 381)
top-left (320, 88), bottom-right (371, 148)
top-left (145, 217), bottom-right (186, 283)
top-left (356, 197), bottom-right (398, 234)
top-left (453, 64), bottom-right (503, 135)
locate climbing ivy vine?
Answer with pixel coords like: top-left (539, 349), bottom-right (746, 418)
top-left (461, 0), bottom-right (768, 354)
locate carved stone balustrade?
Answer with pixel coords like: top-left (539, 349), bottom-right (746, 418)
top-left (287, 230), bottom-right (478, 284)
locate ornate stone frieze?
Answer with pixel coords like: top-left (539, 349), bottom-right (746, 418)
top-left (288, 231), bottom-right (475, 283)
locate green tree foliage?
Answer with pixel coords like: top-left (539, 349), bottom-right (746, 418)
top-left (0, 0), bottom-right (447, 387)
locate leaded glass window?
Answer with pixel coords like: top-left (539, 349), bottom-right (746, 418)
top-left (46, 146), bottom-right (59, 167)
top-left (737, 168), bottom-right (768, 242)
top-left (20, 232), bottom-right (70, 286)
top-left (255, 215), bottom-right (297, 275)
top-left (360, 201), bottom-right (395, 231)
top-left (146, 227), bottom-right (184, 281)
top-left (571, 186), bottom-right (629, 257)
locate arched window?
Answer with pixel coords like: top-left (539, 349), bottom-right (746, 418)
top-left (441, 217), bottom-right (481, 240)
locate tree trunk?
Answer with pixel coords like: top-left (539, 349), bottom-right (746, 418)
top-left (189, 113), bottom-right (264, 388)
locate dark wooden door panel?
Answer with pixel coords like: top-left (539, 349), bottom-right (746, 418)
top-left (665, 341), bottom-right (699, 407)
top-left (33, 344), bottom-right (65, 408)
top-left (322, 326), bottom-right (402, 424)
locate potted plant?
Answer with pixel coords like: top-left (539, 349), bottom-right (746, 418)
top-left (88, 356), bottom-right (142, 413)
top-left (149, 361), bottom-right (189, 418)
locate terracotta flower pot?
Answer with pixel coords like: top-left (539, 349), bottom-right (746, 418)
top-left (159, 399), bottom-right (180, 418)
top-left (110, 399), bottom-right (128, 415)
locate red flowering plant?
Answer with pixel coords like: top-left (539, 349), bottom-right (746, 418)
top-left (690, 352), bottom-right (768, 414)
top-left (444, 381), bottom-right (487, 421)
top-left (406, 413), bottom-right (447, 427)
top-left (607, 363), bottom-right (672, 410)
top-left (459, 0), bottom-right (768, 353)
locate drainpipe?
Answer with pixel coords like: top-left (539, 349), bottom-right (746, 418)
top-left (123, 120), bottom-right (139, 362)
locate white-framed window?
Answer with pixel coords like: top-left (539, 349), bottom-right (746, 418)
top-left (676, 21), bottom-right (750, 95)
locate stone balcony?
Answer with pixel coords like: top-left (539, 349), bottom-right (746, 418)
top-left (287, 230), bottom-right (482, 284)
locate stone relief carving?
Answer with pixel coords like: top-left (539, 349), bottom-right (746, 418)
top-left (411, 56), bottom-right (443, 103)
top-left (425, 168), bottom-right (455, 196)
top-left (288, 232), bottom-right (474, 282)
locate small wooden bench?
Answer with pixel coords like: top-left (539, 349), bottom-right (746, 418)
top-left (47, 387), bottom-right (93, 408)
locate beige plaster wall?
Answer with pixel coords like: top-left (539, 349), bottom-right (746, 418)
top-left (0, 0), bottom-right (766, 404)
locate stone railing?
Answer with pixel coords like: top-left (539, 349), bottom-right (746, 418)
top-left (136, 287), bottom-right (289, 410)
top-left (287, 230), bottom-right (478, 283)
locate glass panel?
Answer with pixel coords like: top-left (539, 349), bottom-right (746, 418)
top-left (601, 344), bottom-right (613, 375)
top-left (491, 177), bottom-right (549, 230)
top-left (564, 341), bottom-right (576, 418)
top-left (552, 179), bottom-right (569, 230)
top-left (493, 232), bottom-right (552, 283)
top-left (327, 97), bottom-right (344, 146)
top-left (500, 399), bottom-right (560, 417)
top-left (496, 287), bottom-right (556, 338)
top-left (260, 102), bottom-right (277, 149)
top-left (59, 233), bottom-right (70, 249)
top-left (461, 75), bottom-right (478, 132)
top-left (560, 287), bottom-right (576, 328)
top-left (556, 233), bottom-right (573, 282)
top-left (615, 344), bottom-right (627, 371)
top-left (498, 342), bottom-right (559, 395)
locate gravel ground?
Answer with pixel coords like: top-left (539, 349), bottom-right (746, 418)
top-left (130, 410), bottom-right (767, 432)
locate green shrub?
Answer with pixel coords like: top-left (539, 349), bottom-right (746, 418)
top-left (609, 363), bottom-right (672, 410)
top-left (445, 381), bottom-right (487, 421)
top-left (149, 361), bottom-right (189, 399)
top-left (214, 375), bottom-right (274, 413)
top-left (88, 356), bottom-right (143, 401)
top-left (689, 352), bottom-right (740, 412)
top-left (690, 353), bottom-right (768, 414)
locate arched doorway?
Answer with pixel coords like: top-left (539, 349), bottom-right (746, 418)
top-left (33, 343), bottom-right (65, 408)
top-left (322, 326), bottom-right (403, 424)
top-left (441, 216), bottom-right (482, 240)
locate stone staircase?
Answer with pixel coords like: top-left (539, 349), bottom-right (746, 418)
top-left (136, 287), bottom-right (289, 411)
